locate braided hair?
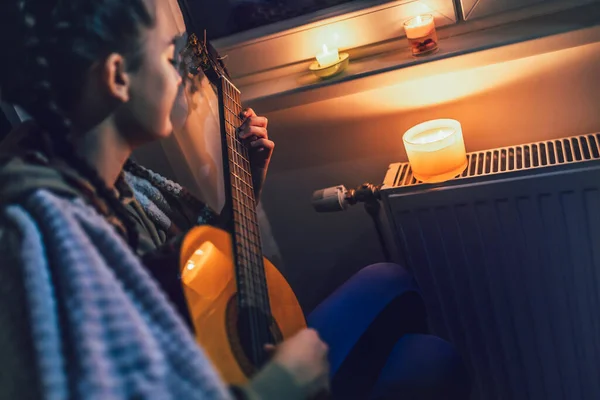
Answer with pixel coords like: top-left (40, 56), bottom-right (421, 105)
top-left (0, 0), bottom-right (155, 248)
top-left (124, 158), bottom-right (219, 226)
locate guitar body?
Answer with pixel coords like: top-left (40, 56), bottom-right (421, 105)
top-left (180, 225), bottom-right (306, 384)
top-left (177, 34), bottom-right (306, 384)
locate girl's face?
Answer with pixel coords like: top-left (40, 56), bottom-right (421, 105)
top-left (114, 0), bottom-right (183, 147)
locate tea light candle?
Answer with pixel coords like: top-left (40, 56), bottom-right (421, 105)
top-left (403, 119), bottom-right (467, 183)
top-left (315, 44), bottom-right (340, 67)
top-left (309, 47), bottom-right (350, 79)
top-left (403, 14), bottom-right (439, 56)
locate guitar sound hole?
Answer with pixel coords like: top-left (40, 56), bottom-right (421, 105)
top-left (238, 307), bottom-right (275, 368)
top-left (225, 295), bottom-right (284, 377)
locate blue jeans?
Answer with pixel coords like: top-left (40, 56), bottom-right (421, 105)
top-left (307, 263), bottom-right (470, 399)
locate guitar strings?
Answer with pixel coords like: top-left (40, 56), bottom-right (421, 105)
top-left (228, 86), bottom-right (260, 364)
top-left (224, 81), bottom-right (272, 365)
top-left (231, 84), bottom-right (273, 355)
top-left (223, 83), bottom-right (256, 363)
top-left (237, 86), bottom-right (274, 355)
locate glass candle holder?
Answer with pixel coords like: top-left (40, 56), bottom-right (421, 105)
top-left (403, 119), bottom-right (467, 183)
top-left (309, 44), bottom-right (350, 79)
top-left (403, 14), bottom-right (439, 57)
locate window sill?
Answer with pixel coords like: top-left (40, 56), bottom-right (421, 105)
top-left (235, 2), bottom-right (600, 113)
top-left (213, 0), bottom-right (458, 78)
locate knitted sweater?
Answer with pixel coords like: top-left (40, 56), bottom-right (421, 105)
top-left (1, 189), bottom-right (232, 399)
top-left (0, 143), bottom-right (306, 399)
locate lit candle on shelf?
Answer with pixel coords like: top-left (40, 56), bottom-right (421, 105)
top-left (403, 14), bottom-right (439, 56)
top-left (315, 44), bottom-right (340, 67)
top-left (403, 119), bottom-right (467, 183)
top-left (309, 44), bottom-right (350, 79)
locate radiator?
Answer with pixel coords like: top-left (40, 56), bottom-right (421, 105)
top-left (380, 134), bottom-right (600, 400)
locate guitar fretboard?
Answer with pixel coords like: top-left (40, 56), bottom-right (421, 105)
top-left (220, 77), bottom-right (271, 318)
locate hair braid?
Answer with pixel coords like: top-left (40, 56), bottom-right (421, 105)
top-left (124, 158), bottom-right (218, 225)
top-left (124, 159), bottom-right (200, 205)
top-left (1, 0), bottom-right (154, 248)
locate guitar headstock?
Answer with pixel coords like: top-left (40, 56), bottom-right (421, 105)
top-left (182, 32), bottom-right (229, 86)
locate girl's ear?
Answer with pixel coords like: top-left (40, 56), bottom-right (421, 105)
top-left (102, 53), bottom-right (131, 103)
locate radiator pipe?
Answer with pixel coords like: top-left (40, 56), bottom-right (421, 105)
top-left (311, 183), bottom-right (391, 262)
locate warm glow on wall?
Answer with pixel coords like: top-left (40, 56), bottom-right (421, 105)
top-left (278, 42), bottom-right (595, 123)
top-left (366, 47), bottom-right (580, 112)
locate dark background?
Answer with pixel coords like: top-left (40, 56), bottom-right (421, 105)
top-left (179, 0), bottom-right (359, 39)
top-left (0, 111), bottom-right (10, 142)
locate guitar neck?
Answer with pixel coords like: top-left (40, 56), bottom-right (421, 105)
top-left (218, 76), bottom-right (271, 315)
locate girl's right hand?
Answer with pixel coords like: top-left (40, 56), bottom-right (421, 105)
top-left (266, 328), bottom-right (330, 397)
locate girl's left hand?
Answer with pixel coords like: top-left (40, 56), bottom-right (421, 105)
top-left (238, 108), bottom-right (274, 199)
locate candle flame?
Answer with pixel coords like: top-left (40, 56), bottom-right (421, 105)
top-left (322, 44), bottom-right (329, 54)
top-left (415, 15), bottom-right (423, 25)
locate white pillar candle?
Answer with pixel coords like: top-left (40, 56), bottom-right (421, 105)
top-left (403, 119), bottom-right (467, 183)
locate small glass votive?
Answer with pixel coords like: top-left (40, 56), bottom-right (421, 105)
top-left (309, 44), bottom-right (350, 79)
top-left (403, 119), bottom-right (467, 183)
top-left (403, 14), bottom-right (439, 57)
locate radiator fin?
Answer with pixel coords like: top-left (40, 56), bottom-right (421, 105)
top-left (394, 133), bottom-right (600, 188)
top-left (384, 159), bottom-right (600, 399)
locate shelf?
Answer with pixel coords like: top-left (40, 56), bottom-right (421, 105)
top-left (238, 3), bottom-right (600, 113)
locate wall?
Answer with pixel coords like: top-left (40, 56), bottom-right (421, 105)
top-left (138, 0), bottom-right (600, 314)
top-left (258, 40), bottom-right (600, 312)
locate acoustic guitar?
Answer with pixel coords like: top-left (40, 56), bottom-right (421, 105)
top-left (177, 33), bottom-right (306, 384)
